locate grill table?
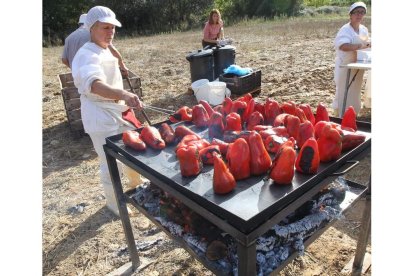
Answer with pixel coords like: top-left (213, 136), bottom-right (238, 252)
top-left (104, 117), bottom-right (371, 275)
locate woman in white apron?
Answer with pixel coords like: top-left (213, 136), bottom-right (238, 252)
top-left (332, 2), bottom-right (371, 117)
top-left (72, 6), bottom-right (144, 216)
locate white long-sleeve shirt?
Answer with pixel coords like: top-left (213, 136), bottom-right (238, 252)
top-left (72, 42), bottom-right (125, 134)
top-left (334, 22), bottom-right (369, 71)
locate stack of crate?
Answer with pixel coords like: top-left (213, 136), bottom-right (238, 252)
top-left (219, 70), bottom-right (261, 97)
top-left (58, 70), bottom-right (142, 138)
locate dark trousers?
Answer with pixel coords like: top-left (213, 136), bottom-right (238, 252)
top-left (202, 40), bottom-right (217, 49)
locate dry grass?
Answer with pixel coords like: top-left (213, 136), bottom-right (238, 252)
top-left (43, 16), bottom-right (371, 275)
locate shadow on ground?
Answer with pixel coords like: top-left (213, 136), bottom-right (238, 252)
top-left (43, 121), bottom-right (96, 178)
top-left (43, 206), bottom-right (118, 275)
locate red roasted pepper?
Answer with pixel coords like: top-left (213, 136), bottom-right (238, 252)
top-left (238, 93), bottom-right (253, 104)
top-left (264, 99), bottom-right (282, 125)
top-left (211, 138), bottom-right (230, 156)
top-left (174, 125), bottom-right (201, 141)
top-left (223, 130), bottom-right (253, 143)
top-left (140, 126), bottom-right (166, 150)
top-left (317, 124), bottom-right (342, 162)
top-left (231, 100), bottom-right (247, 120)
top-left (199, 145), bottom-right (221, 165)
top-left (248, 131), bottom-right (272, 175)
top-left (122, 130), bottom-right (146, 151)
top-left (295, 137), bottom-right (320, 174)
top-left (225, 112), bottom-right (242, 131)
top-left (213, 104), bottom-right (224, 115)
top-left (273, 113), bottom-right (289, 127)
top-left (284, 114), bottom-right (301, 141)
top-left (281, 101), bottom-right (297, 115)
top-left (176, 134), bottom-right (201, 152)
top-left (259, 128), bottom-right (277, 141)
top-left (298, 104), bottom-right (316, 125)
top-left (192, 104), bottom-right (210, 128)
top-left (314, 121), bottom-right (330, 139)
top-left (169, 106), bottom-right (192, 123)
top-left (226, 138), bottom-right (251, 180)
top-left (243, 98), bottom-right (256, 123)
top-left (295, 107), bottom-right (308, 123)
top-left (253, 125), bottom-right (272, 132)
top-left (297, 121), bottom-right (315, 149)
top-left (176, 145), bottom-right (203, 177)
top-left (199, 100), bottom-right (214, 117)
top-left (213, 155), bottom-right (236, 194)
top-left (158, 123), bottom-right (176, 145)
top-left (259, 126), bottom-right (289, 141)
top-left (341, 106), bottom-right (357, 131)
top-left (264, 135), bottom-right (286, 153)
top-left (269, 139), bottom-right (296, 185)
top-left (315, 121), bottom-right (344, 139)
top-left (273, 126), bottom-right (289, 138)
top-left (176, 135), bottom-right (210, 152)
top-left (246, 111), bottom-right (265, 131)
top-left (341, 131), bottom-right (365, 152)
top-left (222, 97), bottom-right (233, 116)
top-left (208, 111), bottom-right (225, 139)
top-left (315, 103), bottom-right (330, 123)
top-left (254, 102), bottom-right (266, 118)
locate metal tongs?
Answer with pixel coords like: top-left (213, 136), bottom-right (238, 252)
top-left (143, 104), bottom-right (175, 115)
top-left (124, 73), bottom-right (152, 125)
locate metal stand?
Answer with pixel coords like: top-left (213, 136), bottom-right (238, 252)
top-left (237, 242), bottom-right (257, 276)
top-left (105, 148), bottom-right (140, 270)
top-left (103, 125), bottom-right (371, 275)
top-left (351, 176), bottom-right (371, 275)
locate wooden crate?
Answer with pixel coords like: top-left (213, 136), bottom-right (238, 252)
top-left (57, 70), bottom-right (142, 137)
top-left (219, 70), bottom-right (261, 96)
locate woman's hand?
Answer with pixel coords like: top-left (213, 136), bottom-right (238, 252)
top-left (359, 40), bottom-right (371, 49)
top-left (119, 63), bottom-right (129, 77)
top-left (122, 91), bottom-right (143, 110)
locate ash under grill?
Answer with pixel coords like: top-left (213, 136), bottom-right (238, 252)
top-left (132, 179), bottom-right (349, 275)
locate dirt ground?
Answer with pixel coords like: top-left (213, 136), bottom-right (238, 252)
top-left (42, 16), bottom-right (371, 275)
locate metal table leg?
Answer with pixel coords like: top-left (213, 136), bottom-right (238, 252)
top-left (351, 176), bottom-right (371, 275)
top-left (237, 241), bottom-right (257, 276)
top-left (341, 69), bottom-right (351, 118)
top-left (104, 146), bottom-right (140, 270)
top-left (341, 69), bottom-right (360, 117)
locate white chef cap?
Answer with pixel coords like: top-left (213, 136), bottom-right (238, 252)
top-left (78, 14), bottom-right (87, 24)
top-left (85, 6), bottom-right (122, 31)
top-left (349, 2), bottom-right (367, 14)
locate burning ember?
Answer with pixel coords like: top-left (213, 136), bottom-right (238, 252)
top-left (132, 179), bottom-right (348, 275)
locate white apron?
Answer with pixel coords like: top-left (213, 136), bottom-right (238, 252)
top-left (80, 57), bottom-right (136, 133)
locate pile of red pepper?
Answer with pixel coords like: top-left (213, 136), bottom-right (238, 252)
top-left (122, 96), bottom-right (366, 195)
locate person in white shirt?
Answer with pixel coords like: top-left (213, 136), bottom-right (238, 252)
top-left (72, 6), bottom-right (144, 216)
top-left (332, 1), bottom-right (371, 117)
top-left (62, 13), bottom-right (129, 76)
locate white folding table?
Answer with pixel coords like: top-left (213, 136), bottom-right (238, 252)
top-left (340, 61), bottom-right (372, 117)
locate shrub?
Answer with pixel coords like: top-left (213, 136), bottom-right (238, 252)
top-left (315, 5), bottom-right (342, 14)
top-left (298, 6), bottom-right (316, 16)
top-left (303, 0), bottom-right (331, 7)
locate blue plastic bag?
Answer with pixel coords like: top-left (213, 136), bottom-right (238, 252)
top-left (223, 64), bottom-right (253, 76)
